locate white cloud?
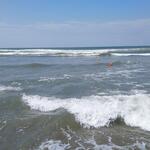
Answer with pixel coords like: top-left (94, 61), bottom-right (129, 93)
top-left (0, 19), bottom-right (150, 47)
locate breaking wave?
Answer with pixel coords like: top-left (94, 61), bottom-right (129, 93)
top-left (0, 49), bottom-right (113, 56)
top-left (0, 47), bottom-right (150, 56)
top-left (111, 53), bottom-right (150, 56)
top-left (0, 85), bottom-right (22, 91)
top-left (22, 92), bottom-right (150, 131)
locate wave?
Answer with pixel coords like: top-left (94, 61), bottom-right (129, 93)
top-left (0, 61), bottom-right (124, 68)
top-left (22, 92), bottom-right (150, 131)
top-left (0, 47), bottom-right (150, 56)
top-left (0, 49), bottom-right (113, 56)
top-left (0, 63), bottom-right (52, 68)
top-left (111, 53), bottom-right (150, 56)
top-left (22, 63), bottom-right (51, 67)
top-left (0, 85), bottom-right (22, 91)
top-left (16, 63), bottom-right (52, 68)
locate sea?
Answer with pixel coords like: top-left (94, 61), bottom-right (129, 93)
top-left (0, 46), bottom-right (150, 150)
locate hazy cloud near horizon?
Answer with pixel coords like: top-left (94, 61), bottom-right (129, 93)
top-left (0, 19), bottom-right (150, 47)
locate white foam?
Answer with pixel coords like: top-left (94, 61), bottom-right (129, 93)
top-left (39, 74), bottom-right (72, 82)
top-left (0, 120), bottom-right (7, 131)
top-left (85, 137), bottom-right (147, 150)
top-left (112, 53), bottom-right (150, 56)
top-left (1, 48), bottom-right (150, 57)
top-left (22, 93), bottom-right (150, 131)
top-left (83, 68), bottom-right (145, 80)
top-left (37, 137), bottom-right (147, 150)
top-left (37, 126), bottom-right (149, 150)
top-left (0, 85), bottom-right (21, 91)
top-left (37, 139), bottom-right (70, 150)
top-left (0, 49), bottom-right (114, 56)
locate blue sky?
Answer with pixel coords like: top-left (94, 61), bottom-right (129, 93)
top-left (0, 0), bottom-right (150, 47)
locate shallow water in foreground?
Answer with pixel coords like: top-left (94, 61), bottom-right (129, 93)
top-left (0, 47), bottom-right (150, 150)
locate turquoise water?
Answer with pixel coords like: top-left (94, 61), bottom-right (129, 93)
top-left (0, 47), bottom-right (150, 149)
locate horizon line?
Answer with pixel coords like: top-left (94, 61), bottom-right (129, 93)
top-left (0, 45), bottom-right (150, 49)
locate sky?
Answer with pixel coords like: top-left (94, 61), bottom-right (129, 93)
top-left (0, 0), bottom-right (150, 47)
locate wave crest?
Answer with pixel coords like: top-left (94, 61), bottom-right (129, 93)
top-left (0, 48), bottom-right (150, 57)
top-left (22, 93), bottom-right (150, 131)
top-left (111, 53), bottom-right (150, 56)
top-left (0, 85), bottom-right (21, 91)
top-left (0, 49), bottom-right (111, 56)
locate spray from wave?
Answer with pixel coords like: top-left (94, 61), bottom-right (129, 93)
top-left (22, 92), bottom-right (150, 131)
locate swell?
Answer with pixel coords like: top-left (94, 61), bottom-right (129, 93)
top-left (0, 63), bottom-right (55, 68)
top-left (0, 61), bottom-right (124, 68)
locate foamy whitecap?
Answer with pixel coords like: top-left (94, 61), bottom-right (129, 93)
top-left (22, 93), bottom-right (150, 131)
top-left (112, 53), bottom-right (150, 56)
top-left (0, 85), bottom-right (21, 91)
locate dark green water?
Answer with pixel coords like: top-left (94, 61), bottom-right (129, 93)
top-left (0, 47), bottom-right (150, 150)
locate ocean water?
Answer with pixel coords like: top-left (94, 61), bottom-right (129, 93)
top-left (0, 47), bottom-right (150, 150)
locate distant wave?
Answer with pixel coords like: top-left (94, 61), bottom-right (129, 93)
top-left (0, 48), bottom-right (150, 57)
top-left (0, 49), bottom-right (112, 56)
top-left (111, 53), bottom-right (150, 56)
top-left (23, 92), bottom-right (150, 131)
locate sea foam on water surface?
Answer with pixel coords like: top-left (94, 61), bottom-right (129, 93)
top-left (37, 139), bottom-right (147, 150)
top-left (36, 125), bottom-right (148, 150)
top-left (22, 92), bottom-right (150, 131)
top-left (37, 140), bottom-right (70, 150)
